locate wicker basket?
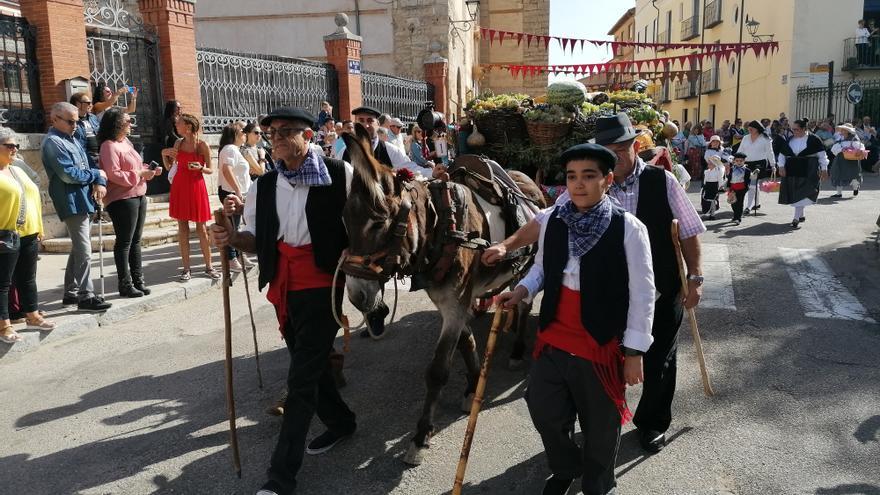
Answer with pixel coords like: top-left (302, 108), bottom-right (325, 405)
top-left (473, 110), bottom-right (529, 144)
top-left (526, 120), bottom-right (572, 146)
top-left (843, 149), bottom-right (868, 161)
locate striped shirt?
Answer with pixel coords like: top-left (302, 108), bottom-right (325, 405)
top-left (556, 159), bottom-right (706, 239)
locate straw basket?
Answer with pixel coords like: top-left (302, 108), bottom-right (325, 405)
top-left (526, 120), bottom-right (571, 146)
top-left (473, 110), bottom-right (528, 144)
top-left (843, 149), bottom-right (868, 161)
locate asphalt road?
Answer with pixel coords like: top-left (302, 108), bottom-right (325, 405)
top-left (2, 178), bottom-right (880, 495)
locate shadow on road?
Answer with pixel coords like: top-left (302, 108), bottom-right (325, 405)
top-left (815, 484), bottom-right (880, 495)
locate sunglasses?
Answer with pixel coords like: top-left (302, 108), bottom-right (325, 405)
top-left (2, 143), bottom-right (19, 150)
top-left (265, 127), bottom-right (306, 140)
top-left (251, 130), bottom-right (263, 135)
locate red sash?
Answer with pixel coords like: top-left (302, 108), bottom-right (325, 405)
top-left (265, 241), bottom-right (340, 336)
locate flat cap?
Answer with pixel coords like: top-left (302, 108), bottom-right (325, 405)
top-left (260, 107), bottom-right (316, 127)
top-left (559, 143), bottom-right (618, 171)
top-left (351, 106), bottom-right (382, 118)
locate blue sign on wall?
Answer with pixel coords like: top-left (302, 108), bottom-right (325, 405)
top-left (348, 59), bottom-right (361, 75)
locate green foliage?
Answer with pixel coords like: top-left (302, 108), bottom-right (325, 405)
top-left (466, 93), bottom-right (531, 116)
top-left (523, 104), bottom-right (573, 123)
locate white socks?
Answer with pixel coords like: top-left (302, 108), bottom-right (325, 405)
top-left (794, 206), bottom-right (805, 220)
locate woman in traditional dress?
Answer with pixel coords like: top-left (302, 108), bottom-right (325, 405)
top-left (829, 123), bottom-right (865, 198)
top-left (776, 118), bottom-right (829, 229)
top-left (735, 120), bottom-right (776, 215)
top-left (685, 123), bottom-right (706, 180)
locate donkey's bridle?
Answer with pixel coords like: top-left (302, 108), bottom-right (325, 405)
top-left (341, 197), bottom-right (413, 281)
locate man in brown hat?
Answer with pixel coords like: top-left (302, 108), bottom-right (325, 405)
top-left (483, 112), bottom-right (706, 455)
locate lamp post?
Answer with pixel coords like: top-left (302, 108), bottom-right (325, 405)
top-left (450, 0), bottom-right (480, 37)
top-left (745, 15), bottom-right (775, 42)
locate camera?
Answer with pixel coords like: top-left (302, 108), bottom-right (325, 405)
top-left (148, 160), bottom-right (160, 170)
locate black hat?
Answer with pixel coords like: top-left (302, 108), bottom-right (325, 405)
top-left (747, 120), bottom-right (765, 133)
top-left (733, 151), bottom-right (748, 159)
top-left (351, 106), bottom-right (382, 118)
top-left (261, 107), bottom-right (316, 127)
top-left (559, 143), bottom-right (618, 172)
top-left (590, 113), bottom-right (644, 145)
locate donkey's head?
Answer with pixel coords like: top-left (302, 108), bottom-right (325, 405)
top-left (341, 124), bottom-right (414, 313)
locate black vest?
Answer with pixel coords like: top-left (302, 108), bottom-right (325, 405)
top-left (537, 205), bottom-right (629, 345)
top-left (254, 158), bottom-right (349, 290)
top-left (635, 165), bottom-right (679, 298)
top-left (343, 140), bottom-right (393, 169)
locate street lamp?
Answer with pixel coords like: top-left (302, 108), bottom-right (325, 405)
top-left (450, 0), bottom-right (480, 36)
top-left (745, 15), bottom-right (774, 42)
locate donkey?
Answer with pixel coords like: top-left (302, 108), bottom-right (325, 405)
top-left (339, 128), bottom-right (544, 465)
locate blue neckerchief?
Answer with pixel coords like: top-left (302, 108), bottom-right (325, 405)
top-left (610, 159), bottom-right (645, 193)
top-left (277, 149), bottom-right (331, 187)
top-left (556, 195), bottom-right (613, 258)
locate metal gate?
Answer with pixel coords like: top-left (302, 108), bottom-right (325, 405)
top-left (795, 79), bottom-right (880, 125)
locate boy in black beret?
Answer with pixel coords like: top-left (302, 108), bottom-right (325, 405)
top-left (726, 151), bottom-right (751, 225)
top-left (498, 143), bottom-right (655, 495)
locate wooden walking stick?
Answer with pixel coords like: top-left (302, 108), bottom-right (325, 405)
top-left (215, 210), bottom-right (242, 477)
top-left (670, 219), bottom-right (715, 397)
top-left (238, 253), bottom-right (263, 390)
top-left (452, 307), bottom-right (513, 495)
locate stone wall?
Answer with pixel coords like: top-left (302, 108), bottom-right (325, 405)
top-left (480, 0), bottom-right (550, 96)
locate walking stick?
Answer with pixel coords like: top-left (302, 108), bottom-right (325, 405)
top-left (238, 253), bottom-right (263, 389)
top-left (96, 203), bottom-right (105, 298)
top-left (215, 210), bottom-right (242, 477)
top-left (670, 220), bottom-right (715, 397)
top-left (452, 307), bottom-right (513, 495)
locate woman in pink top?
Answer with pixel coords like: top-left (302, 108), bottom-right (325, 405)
top-left (98, 108), bottom-right (162, 298)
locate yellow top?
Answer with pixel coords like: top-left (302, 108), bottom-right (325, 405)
top-left (0, 165), bottom-right (43, 237)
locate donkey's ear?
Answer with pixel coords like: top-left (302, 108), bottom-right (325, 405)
top-left (342, 129), bottom-right (381, 186)
top-left (354, 122), bottom-right (371, 143)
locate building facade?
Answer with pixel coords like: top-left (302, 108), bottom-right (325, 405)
top-left (634, 0), bottom-right (876, 126)
top-left (477, 0), bottom-right (550, 96)
top-left (579, 8), bottom-right (636, 91)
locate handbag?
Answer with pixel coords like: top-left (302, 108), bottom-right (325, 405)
top-left (726, 191), bottom-right (737, 204)
top-left (0, 167), bottom-right (27, 254)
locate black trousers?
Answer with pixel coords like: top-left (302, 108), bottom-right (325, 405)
top-left (633, 293), bottom-right (684, 434)
top-left (266, 287), bottom-right (356, 495)
top-left (106, 195), bottom-right (147, 285)
top-left (730, 188), bottom-right (747, 221)
top-left (217, 188), bottom-right (240, 260)
top-left (526, 347), bottom-right (621, 495)
top-left (0, 233), bottom-right (39, 320)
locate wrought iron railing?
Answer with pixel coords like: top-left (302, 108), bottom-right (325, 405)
top-left (0, 14), bottom-right (42, 133)
top-left (843, 37), bottom-right (880, 70)
top-left (197, 47), bottom-right (339, 133)
top-left (704, 0), bottom-right (723, 28)
top-left (657, 30), bottom-right (670, 51)
top-left (796, 79), bottom-right (880, 125)
top-left (701, 67), bottom-right (720, 93)
top-left (361, 71), bottom-right (434, 124)
top-left (681, 15), bottom-right (700, 41)
top-left (659, 81), bottom-right (671, 102)
top-left (675, 78), bottom-right (698, 99)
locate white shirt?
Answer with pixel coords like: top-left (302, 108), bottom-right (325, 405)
top-left (703, 167), bottom-right (724, 183)
top-left (830, 138), bottom-right (865, 157)
top-left (737, 134), bottom-right (777, 166)
top-left (857, 27), bottom-right (871, 44)
top-left (218, 144), bottom-right (252, 195)
top-left (517, 206), bottom-right (656, 353)
top-left (779, 135), bottom-right (830, 170)
top-left (241, 161), bottom-right (354, 247)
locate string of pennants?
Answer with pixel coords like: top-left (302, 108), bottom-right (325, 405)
top-left (484, 66), bottom-right (709, 83)
top-left (481, 45), bottom-right (777, 80)
top-left (478, 26), bottom-right (780, 56)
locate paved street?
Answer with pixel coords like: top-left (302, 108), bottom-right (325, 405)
top-left (2, 179), bottom-right (880, 495)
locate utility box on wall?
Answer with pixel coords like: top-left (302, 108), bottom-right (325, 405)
top-left (63, 77), bottom-right (91, 101)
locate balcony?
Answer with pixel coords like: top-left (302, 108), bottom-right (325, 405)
top-left (656, 30), bottom-right (670, 51)
top-left (681, 15), bottom-right (700, 41)
top-left (701, 67), bottom-right (720, 93)
top-left (675, 79), bottom-right (698, 99)
top-left (659, 82), bottom-right (672, 103)
top-left (843, 37), bottom-right (880, 70)
top-left (704, 0), bottom-right (722, 29)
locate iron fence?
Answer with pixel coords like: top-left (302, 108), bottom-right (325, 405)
top-left (0, 14), bottom-right (42, 133)
top-left (681, 15), bottom-right (700, 41)
top-left (197, 47), bottom-right (338, 133)
top-left (361, 71), bottom-right (433, 124)
top-left (701, 67), bottom-right (720, 93)
top-left (704, 0), bottom-right (722, 29)
top-left (796, 79), bottom-right (880, 125)
top-left (675, 78), bottom-right (698, 99)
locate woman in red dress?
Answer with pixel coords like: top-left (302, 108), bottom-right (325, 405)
top-left (161, 114), bottom-right (218, 281)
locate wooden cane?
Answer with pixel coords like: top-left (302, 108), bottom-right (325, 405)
top-left (238, 253), bottom-right (264, 390)
top-left (671, 220), bottom-right (715, 397)
top-left (452, 307), bottom-right (512, 495)
top-left (215, 210), bottom-right (242, 477)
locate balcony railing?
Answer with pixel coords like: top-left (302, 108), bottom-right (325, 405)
top-left (681, 15), bottom-right (700, 41)
top-left (660, 82), bottom-right (672, 102)
top-left (843, 37), bottom-right (880, 70)
top-left (675, 79), bottom-right (698, 99)
top-left (704, 0), bottom-right (722, 29)
top-left (657, 30), bottom-right (670, 51)
top-left (701, 67), bottom-right (720, 93)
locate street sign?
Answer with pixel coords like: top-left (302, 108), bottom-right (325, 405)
top-left (348, 59), bottom-right (361, 75)
top-left (847, 82), bottom-right (863, 105)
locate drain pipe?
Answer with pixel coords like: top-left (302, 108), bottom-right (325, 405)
top-left (354, 0), bottom-right (362, 35)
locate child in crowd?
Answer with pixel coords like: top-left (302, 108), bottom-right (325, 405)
top-left (726, 151), bottom-right (751, 225)
top-left (701, 155), bottom-right (725, 220)
top-left (497, 143), bottom-right (654, 495)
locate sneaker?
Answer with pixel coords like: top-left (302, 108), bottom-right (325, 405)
top-left (733, 220), bottom-right (741, 226)
top-left (62, 295), bottom-right (78, 306)
top-left (228, 258), bottom-right (243, 273)
top-left (78, 296), bottom-right (112, 313)
top-left (306, 429), bottom-right (353, 455)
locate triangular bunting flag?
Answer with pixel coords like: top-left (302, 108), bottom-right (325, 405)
top-left (526, 34), bottom-right (533, 48)
top-left (488, 29), bottom-right (496, 45)
top-left (516, 33), bottom-right (524, 46)
top-left (498, 30), bottom-right (505, 45)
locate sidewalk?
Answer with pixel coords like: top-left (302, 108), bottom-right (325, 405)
top-left (0, 240), bottom-right (257, 360)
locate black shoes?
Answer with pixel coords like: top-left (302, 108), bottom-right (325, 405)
top-left (791, 219), bottom-right (800, 229)
top-left (119, 283), bottom-right (144, 298)
top-left (639, 429), bottom-right (666, 454)
top-left (799, 216), bottom-right (806, 223)
top-left (708, 215), bottom-right (716, 220)
top-left (78, 296), bottom-right (112, 312)
top-left (133, 277), bottom-right (151, 296)
top-left (306, 429), bottom-right (353, 455)
top-left (743, 208), bottom-right (750, 216)
top-left (854, 189), bottom-right (860, 196)
top-left (830, 193), bottom-right (843, 198)
top-left (542, 475), bottom-right (573, 495)
top-left (62, 295), bottom-right (78, 306)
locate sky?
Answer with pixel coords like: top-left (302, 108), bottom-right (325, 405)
top-left (548, 0), bottom-right (635, 83)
